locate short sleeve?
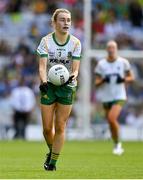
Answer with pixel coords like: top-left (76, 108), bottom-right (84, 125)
top-left (124, 59), bottom-right (131, 72)
top-left (94, 62), bottom-right (103, 76)
top-left (36, 38), bottom-right (48, 58)
top-left (72, 40), bottom-right (81, 60)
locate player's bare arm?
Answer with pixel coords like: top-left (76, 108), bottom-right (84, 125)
top-left (95, 74), bottom-right (105, 87)
top-left (124, 70), bottom-right (135, 83)
top-left (39, 57), bottom-right (47, 83)
top-left (72, 60), bottom-right (80, 80)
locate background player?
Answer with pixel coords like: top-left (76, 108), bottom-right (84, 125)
top-left (37, 9), bottom-right (81, 170)
top-left (95, 40), bottom-right (134, 155)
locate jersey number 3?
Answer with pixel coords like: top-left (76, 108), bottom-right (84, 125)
top-left (58, 52), bottom-right (61, 57)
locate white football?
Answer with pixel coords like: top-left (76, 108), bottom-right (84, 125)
top-left (48, 64), bottom-right (70, 86)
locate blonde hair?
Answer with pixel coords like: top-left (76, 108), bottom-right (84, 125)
top-left (52, 8), bottom-right (71, 22)
top-left (107, 40), bottom-right (118, 48)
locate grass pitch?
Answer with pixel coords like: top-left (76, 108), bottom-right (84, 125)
top-left (0, 140), bottom-right (143, 179)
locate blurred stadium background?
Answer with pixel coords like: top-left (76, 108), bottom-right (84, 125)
top-left (0, 0), bottom-right (143, 141)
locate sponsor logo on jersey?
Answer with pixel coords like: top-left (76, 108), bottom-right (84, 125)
top-left (49, 58), bottom-right (70, 65)
top-left (68, 52), bottom-right (72, 58)
top-left (48, 51), bottom-right (55, 56)
top-left (57, 48), bottom-right (66, 51)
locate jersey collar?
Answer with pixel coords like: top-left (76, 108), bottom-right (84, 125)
top-left (107, 56), bottom-right (119, 63)
top-left (52, 32), bottom-right (70, 47)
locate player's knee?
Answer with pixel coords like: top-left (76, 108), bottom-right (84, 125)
top-left (43, 127), bottom-right (52, 136)
top-left (107, 114), bottom-right (116, 123)
top-left (55, 125), bottom-right (65, 135)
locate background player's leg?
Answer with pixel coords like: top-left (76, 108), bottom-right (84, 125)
top-left (106, 104), bottom-right (124, 155)
top-left (49, 103), bottom-right (72, 167)
top-left (106, 104), bottom-right (122, 144)
top-left (41, 104), bottom-right (55, 154)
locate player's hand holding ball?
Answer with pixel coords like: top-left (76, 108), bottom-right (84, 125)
top-left (65, 75), bottom-right (75, 84)
top-left (70, 71), bottom-right (78, 80)
top-left (66, 71), bottom-right (78, 83)
top-left (39, 82), bottom-right (48, 93)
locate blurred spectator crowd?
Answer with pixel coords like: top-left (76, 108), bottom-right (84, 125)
top-left (0, 0), bottom-right (143, 137)
top-left (92, 0), bottom-right (143, 49)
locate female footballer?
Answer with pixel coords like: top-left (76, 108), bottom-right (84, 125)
top-left (95, 41), bottom-right (134, 155)
top-left (36, 9), bottom-right (81, 171)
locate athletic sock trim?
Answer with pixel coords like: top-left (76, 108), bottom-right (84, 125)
top-left (49, 152), bottom-right (60, 166)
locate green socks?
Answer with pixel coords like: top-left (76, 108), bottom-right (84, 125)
top-left (47, 144), bottom-right (60, 166)
top-left (49, 152), bottom-right (59, 166)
